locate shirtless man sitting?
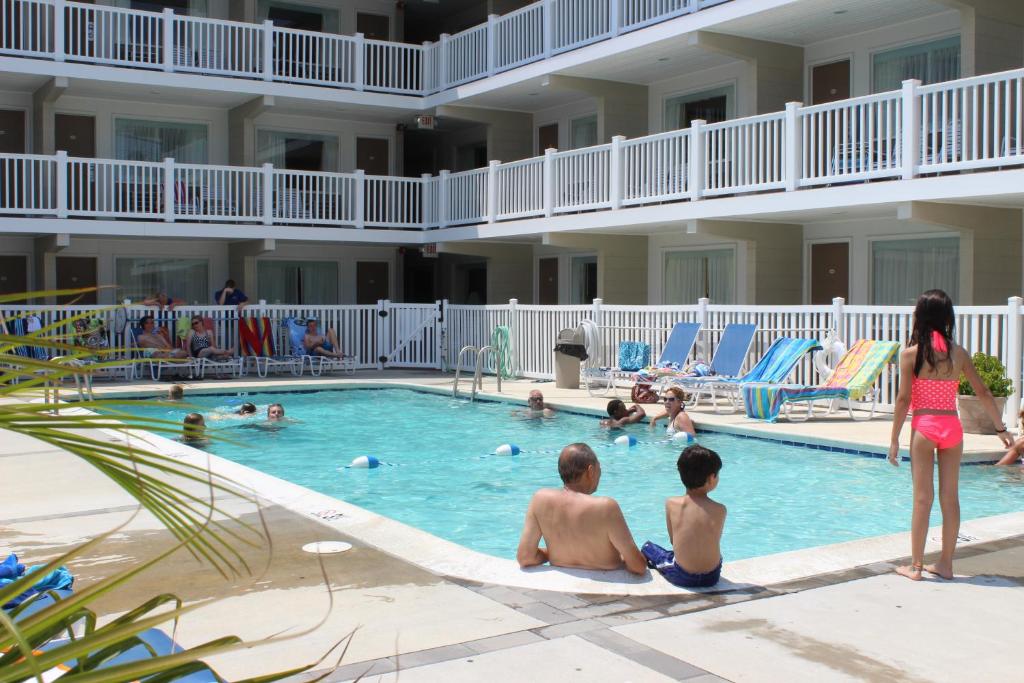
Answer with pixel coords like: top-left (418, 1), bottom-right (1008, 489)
top-left (516, 443), bottom-right (647, 575)
top-left (137, 315), bottom-right (187, 359)
top-left (303, 320), bottom-right (346, 359)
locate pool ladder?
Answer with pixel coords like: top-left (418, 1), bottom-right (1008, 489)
top-left (453, 345), bottom-right (502, 401)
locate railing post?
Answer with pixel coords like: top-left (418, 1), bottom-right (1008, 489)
top-left (508, 298), bottom-right (519, 377)
top-left (420, 173), bottom-right (433, 227)
top-left (688, 119), bottom-right (705, 202)
top-left (162, 8), bottom-right (174, 72)
top-left (609, 0), bottom-right (620, 36)
top-left (439, 33), bottom-right (450, 90)
top-left (486, 159), bottom-right (500, 223)
top-left (901, 78), bottom-right (921, 180)
top-left (376, 299), bottom-right (389, 370)
top-left (543, 148), bottom-right (555, 217)
top-left (832, 296), bottom-right (846, 343)
top-left (486, 15), bottom-right (498, 76)
top-left (697, 296), bottom-right (710, 358)
top-left (784, 102), bottom-right (802, 192)
top-left (262, 20), bottom-right (274, 81)
top-left (353, 32), bottom-right (365, 91)
top-left (163, 158), bottom-right (175, 222)
top-left (262, 163), bottom-right (273, 225)
top-left (592, 297), bottom-right (603, 327)
top-left (542, 0), bottom-right (553, 58)
top-left (610, 135), bottom-right (624, 210)
top-left (55, 150), bottom-right (67, 218)
top-left (53, 0), bottom-right (65, 61)
top-left (354, 168), bottom-right (365, 229)
top-left (422, 41), bottom-right (434, 93)
top-left (1006, 296), bottom-right (1023, 424)
top-left (438, 169), bottom-right (450, 228)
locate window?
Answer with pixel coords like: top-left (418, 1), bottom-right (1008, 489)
top-left (663, 248), bottom-right (735, 304)
top-left (115, 119), bottom-right (208, 164)
top-left (257, 260), bottom-right (338, 304)
top-left (871, 237), bottom-right (959, 305)
top-left (256, 130), bottom-right (338, 171)
top-left (258, 1), bottom-right (336, 32)
top-left (570, 115), bottom-right (598, 149)
top-left (872, 36), bottom-right (960, 93)
top-left (570, 255), bottom-right (598, 304)
top-left (664, 85), bottom-right (734, 130)
top-left (115, 258), bottom-right (208, 304)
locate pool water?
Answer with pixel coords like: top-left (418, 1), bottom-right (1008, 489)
top-left (118, 388), bottom-right (1024, 561)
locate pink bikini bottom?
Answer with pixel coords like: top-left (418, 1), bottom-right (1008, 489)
top-left (912, 414), bottom-right (964, 450)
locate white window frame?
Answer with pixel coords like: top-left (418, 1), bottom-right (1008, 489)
top-left (568, 253), bottom-right (599, 304)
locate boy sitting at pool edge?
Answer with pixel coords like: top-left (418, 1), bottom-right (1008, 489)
top-left (642, 444), bottom-right (725, 588)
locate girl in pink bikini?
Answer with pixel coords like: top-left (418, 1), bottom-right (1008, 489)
top-left (888, 290), bottom-right (1013, 581)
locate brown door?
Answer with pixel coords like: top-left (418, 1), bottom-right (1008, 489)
top-left (356, 261), bottom-right (389, 304)
top-left (56, 256), bottom-right (98, 304)
top-left (810, 242), bottom-right (849, 304)
top-left (55, 114), bottom-right (96, 157)
top-left (538, 124), bottom-right (558, 154)
top-left (0, 110), bottom-right (26, 153)
top-left (356, 13), bottom-right (389, 40)
top-left (812, 60), bottom-right (851, 105)
top-left (538, 257), bottom-right (558, 304)
top-left (356, 137), bottom-right (389, 175)
top-left (0, 255), bottom-right (28, 296)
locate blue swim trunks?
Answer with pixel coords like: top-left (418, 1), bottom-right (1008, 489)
top-left (321, 340), bottom-right (334, 352)
top-left (641, 541), bottom-right (721, 588)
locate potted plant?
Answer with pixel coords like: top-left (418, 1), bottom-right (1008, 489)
top-left (958, 352), bottom-right (1013, 434)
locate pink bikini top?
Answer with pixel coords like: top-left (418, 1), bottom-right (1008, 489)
top-left (911, 330), bottom-right (958, 412)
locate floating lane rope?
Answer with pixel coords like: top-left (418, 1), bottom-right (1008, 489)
top-left (340, 456), bottom-right (398, 470)
top-left (484, 434), bottom-right (696, 458)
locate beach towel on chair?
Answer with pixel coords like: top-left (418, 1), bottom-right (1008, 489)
top-left (238, 316), bottom-right (277, 357)
top-left (618, 341), bottom-right (650, 372)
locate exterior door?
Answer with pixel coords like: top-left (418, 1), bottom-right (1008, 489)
top-left (0, 255), bottom-right (28, 296)
top-left (0, 110), bottom-right (26, 153)
top-left (55, 114), bottom-right (96, 157)
top-left (812, 60), bottom-right (851, 105)
top-left (56, 256), bottom-right (98, 304)
top-left (356, 261), bottom-right (389, 304)
top-left (538, 123), bottom-right (558, 154)
top-left (538, 257), bottom-right (558, 304)
top-left (356, 137), bottom-right (389, 175)
top-left (356, 13), bottom-right (389, 40)
top-left (810, 242), bottom-right (849, 304)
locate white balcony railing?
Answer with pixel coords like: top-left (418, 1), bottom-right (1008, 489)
top-left (0, 0), bottom-right (734, 95)
top-left (2, 70), bottom-right (1024, 231)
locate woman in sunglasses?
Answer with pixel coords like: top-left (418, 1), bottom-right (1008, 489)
top-left (649, 386), bottom-right (695, 438)
top-left (186, 317), bottom-right (233, 361)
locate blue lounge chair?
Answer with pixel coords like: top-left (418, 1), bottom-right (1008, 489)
top-left (660, 323), bottom-right (757, 393)
top-left (587, 322), bottom-right (702, 397)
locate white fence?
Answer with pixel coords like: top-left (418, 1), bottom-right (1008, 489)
top-left (8, 297), bottom-right (1021, 421)
top-left (4, 67), bottom-right (1023, 231)
top-left (0, 0), bottom-right (736, 95)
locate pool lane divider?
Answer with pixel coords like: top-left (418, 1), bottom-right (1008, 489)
top-left (485, 432), bottom-right (696, 458)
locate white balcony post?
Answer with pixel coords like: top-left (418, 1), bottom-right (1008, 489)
top-left (438, 169), bottom-right (450, 228)
top-left (542, 0), bottom-right (553, 58)
top-left (353, 32), bottom-right (365, 91)
top-left (901, 78), bottom-right (922, 180)
top-left (487, 159), bottom-right (500, 223)
top-left (688, 119), bottom-right (705, 201)
top-left (53, 0), bottom-right (65, 61)
top-left (784, 102), bottom-right (802, 192)
top-left (422, 41), bottom-right (434, 93)
top-left (162, 8), bottom-right (175, 72)
top-left (439, 33), bottom-right (450, 90)
top-left (262, 163), bottom-right (273, 225)
top-left (1006, 296), bottom-right (1023, 424)
top-left (610, 135), bottom-right (624, 210)
top-left (55, 150), bottom-right (67, 218)
top-left (486, 15), bottom-right (498, 76)
top-left (543, 148), bottom-right (555, 217)
top-left (354, 168), bottom-right (365, 229)
top-left (832, 296), bottom-right (846, 344)
top-left (609, 0), bottom-right (620, 36)
top-left (163, 158), bottom-right (175, 222)
top-left (262, 20), bottom-right (274, 81)
top-left (420, 172), bottom-right (433, 227)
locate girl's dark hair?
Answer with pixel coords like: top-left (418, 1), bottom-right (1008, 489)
top-left (911, 289), bottom-right (955, 376)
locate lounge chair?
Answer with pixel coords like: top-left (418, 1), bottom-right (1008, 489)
top-left (659, 323), bottom-right (757, 394)
top-left (239, 316), bottom-right (302, 378)
top-left (127, 324), bottom-right (192, 381)
top-left (585, 322), bottom-right (701, 397)
top-left (282, 317), bottom-right (355, 376)
top-left (180, 316), bottom-right (242, 379)
top-left (742, 339), bottom-right (900, 422)
top-left (682, 337), bottom-right (823, 413)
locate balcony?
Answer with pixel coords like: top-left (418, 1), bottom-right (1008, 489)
top-left (0, 0), bottom-right (732, 96)
top-left (1, 68), bottom-right (1022, 233)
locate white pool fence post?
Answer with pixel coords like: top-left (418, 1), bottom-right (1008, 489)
top-left (435, 299), bottom-right (444, 370)
top-left (832, 296), bottom-right (846, 344)
top-left (592, 297), bottom-right (603, 368)
top-left (508, 298), bottom-right (519, 377)
top-left (376, 299), bottom-right (389, 370)
top-left (697, 297), bottom-right (709, 360)
top-left (1006, 296), bottom-right (1023, 424)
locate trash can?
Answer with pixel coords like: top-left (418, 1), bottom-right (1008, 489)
top-left (554, 326), bottom-right (588, 389)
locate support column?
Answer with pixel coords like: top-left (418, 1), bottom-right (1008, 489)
top-left (32, 77), bottom-right (68, 154)
top-left (228, 96), bottom-right (275, 166)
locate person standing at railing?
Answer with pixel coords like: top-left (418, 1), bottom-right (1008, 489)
top-left (888, 290), bottom-right (1013, 581)
top-left (214, 279), bottom-right (249, 312)
top-left (143, 290), bottom-right (184, 312)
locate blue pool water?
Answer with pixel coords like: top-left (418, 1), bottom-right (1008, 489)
top-left (117, 388), bottom-right (1024, 561)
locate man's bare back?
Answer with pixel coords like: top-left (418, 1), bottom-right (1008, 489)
top-left (666, 494), bottom-right (725, 574)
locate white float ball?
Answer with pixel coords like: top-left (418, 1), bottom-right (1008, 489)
top-left (495, 443), bottom-right (521, 456)
top-left (349, 455), bottom-right (380, 469)
top-left (614, 434), bottom-right (638, 448)
top-left (672, 431), bottom-right (695, 443)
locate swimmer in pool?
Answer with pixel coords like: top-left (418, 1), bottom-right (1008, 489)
top-left (181, 412), bottom-right (207, 445)
top-left (167, 384), bottom-right (184, 401)
top-left (514, 390), bottom-right (556, 419)
top-left (267, 403), bottom-right (285, 421)
top-left (601, 399), bottom-right (646, 429)
top-left (649, 387), bottom-right (696, 438)
top-left (237, 402), bottom-right (257, 416)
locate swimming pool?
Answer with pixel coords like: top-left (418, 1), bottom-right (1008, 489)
top-left (118, 387), bottom-right (1024, 561)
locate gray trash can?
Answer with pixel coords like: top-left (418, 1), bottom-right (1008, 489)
top-left (554, 327), bottom-right (587, 389)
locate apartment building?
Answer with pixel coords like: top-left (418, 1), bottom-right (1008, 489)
top-left (0, 0), bottom-right (1021, 307)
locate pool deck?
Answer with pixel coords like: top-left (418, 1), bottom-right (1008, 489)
top-left (3, 370), bottom-right (1024, 681)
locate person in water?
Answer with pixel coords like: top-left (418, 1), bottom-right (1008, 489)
top-left (518, 390), bottom-right (556, 418)
top-left (237, 402), bottom-right (257, 416)
top-left (601, 399), bottom-right (646, 428)
top-left (994, 409), bottom-right (1024, 466)
top-left (182, 413), bottom-right (207, 444)
top-left (648, 387), bottom-right (696, 437)
top-left (516, 443), bottom-right (647, 575)
top-left (267, 403), bottom-right (285, 421)
top-left (167, 384), bottom-right (184, 400)
top-left (888, 289), bottom-right (1013, 581)
top-left (642, 444), bottom-right (725, 588)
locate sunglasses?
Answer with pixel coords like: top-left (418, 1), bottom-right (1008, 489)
top-left (191, 320), bottom-right (203, 326)
top-left (661, 396), bottom-right (678, 402)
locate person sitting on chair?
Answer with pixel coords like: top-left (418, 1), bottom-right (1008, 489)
top-left (303, 320), bottom-right (346, 359)
top-left (137, 316), bottom-right (187, 359)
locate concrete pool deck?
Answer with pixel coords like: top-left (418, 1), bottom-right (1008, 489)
top-left (3, 370), bottom-right (1024, 681)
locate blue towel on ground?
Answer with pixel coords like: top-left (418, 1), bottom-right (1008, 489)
top-left (0, 553), bottom-right (75, 608)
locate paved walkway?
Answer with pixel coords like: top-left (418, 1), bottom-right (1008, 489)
top-left (3, 371), bottom-right (1023, 681)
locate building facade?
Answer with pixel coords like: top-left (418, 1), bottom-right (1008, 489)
top-left (0, 0), bottom-right (1021, 307)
